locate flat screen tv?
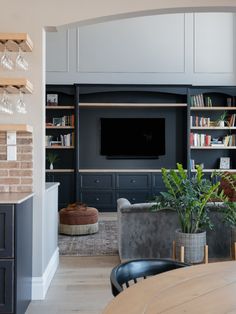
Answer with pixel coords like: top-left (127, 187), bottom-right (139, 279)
top-left (100, 118), bottom-right (165, 158)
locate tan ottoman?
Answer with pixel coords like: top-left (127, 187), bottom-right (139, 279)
top-left (59, 203), bottom-right (99, 235)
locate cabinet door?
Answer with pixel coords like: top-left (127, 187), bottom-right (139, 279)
top-left (0, 260), bottom-right (14, 313)
top-left (0, 205), bottom-right (14, 258)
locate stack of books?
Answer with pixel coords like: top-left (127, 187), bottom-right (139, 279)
top-left (190, 116), bottom-right (210, 127)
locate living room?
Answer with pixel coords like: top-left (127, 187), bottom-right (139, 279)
top-left (1, 2), bottom-right (236, 314)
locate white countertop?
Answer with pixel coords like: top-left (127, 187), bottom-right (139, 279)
top-left (45, 182), bottom-right (60, 192)
top-left (0, 192), bottom-right (34, 204)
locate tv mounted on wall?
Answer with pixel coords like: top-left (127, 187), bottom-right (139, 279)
top-left (100, 118), bottom-right (165, 158)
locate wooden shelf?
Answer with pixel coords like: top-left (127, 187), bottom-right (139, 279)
top-left (0, 33), bottom-right (33, 52)
top-left (46, 106), bottom-right (75, 109)
top-left (191, 127), bottom-right (236, 130)
top-left (190, 107), bottom-right (236, 111)
top-left (191, 146), bottom-right (236, 149)
top-left (46, 146), bottom-right (75, 149)
top-left (46, 169), bottom-right (74, 173)
top-left (0, 124), bottom-right (33, 133)
top-left (79, 103), bottom-right (187, 108)
top-left (46, 126), bottom-right (74, 129)
top-left (78, 169), bottom-right (187, 173)
top-left (0, 78), bottom-right (33, 94)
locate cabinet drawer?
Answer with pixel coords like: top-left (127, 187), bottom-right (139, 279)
top-left (117, 191), bottom-right (151, 204)
top-left (152, 174), bottom-right (165, 189)
top-left (0, 205), bottom-right (14, 258)
top-left (79, 191), bottom-right (114, 207)
top-left (80, 174), bottom-right (114, 189)
top-left (0, 260), bottom-right (14, 313)
top-left (117, 174), bottom-right (150, 189)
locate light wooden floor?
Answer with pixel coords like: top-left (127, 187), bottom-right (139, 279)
top-left (26, 256), bottom-right (120, 314)
top-left (26, 212), bottom-right (119, 314)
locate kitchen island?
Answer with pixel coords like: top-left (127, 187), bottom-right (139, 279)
top-left (0, 192), bottom-right (33, 314)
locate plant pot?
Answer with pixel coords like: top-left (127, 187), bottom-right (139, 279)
top-left (50, 163), bottom-right (53, 170)
top-left (175, 229), bottom-right (206, 264)
top-left (218, 120), bottom-right (225, 127)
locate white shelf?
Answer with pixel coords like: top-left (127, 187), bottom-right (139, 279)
top-left (46, 126), bottom-right (74, 129)
top-left (46, 169), bottom-right (74, 173)
top-left (191, 127), bottom-right (236, 130)
top-left (190, 107), bottom-right (236, 111)
top-left (46, 106), bottom-right (75, 109)
top-left (191, 146), bottom-right (236, 149)
top-left (191, 169), bottom-right (236, 173)
top-left (46, 146), bottom-right (75, 149)
top-left (79, 103), bottom-right (187, 108)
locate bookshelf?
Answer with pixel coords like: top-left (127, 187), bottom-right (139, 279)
top-left (45, 85), bottom-right (77, 209)
top-left (189, 87), bottom-right (236, 171)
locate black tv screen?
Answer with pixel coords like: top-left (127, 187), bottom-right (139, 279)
top-left (100, 118), bottom-right (165, 158)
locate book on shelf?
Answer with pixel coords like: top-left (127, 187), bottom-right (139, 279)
top-left (190, 159), bottom-right (195, 170)
top-left (191, 94), bottom-right (205, 107)
top-left (190, 115), bottom-right (210, 127)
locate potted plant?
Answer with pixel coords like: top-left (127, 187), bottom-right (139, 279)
top-left (46, 152), bottom-right (59, 170)
top-left (213, 171), bottom-right (236, 257)
top-left (152, 163), bottom-right (221, 263)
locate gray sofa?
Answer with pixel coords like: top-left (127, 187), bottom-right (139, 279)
top-left (117, 198), bottom-right (230, 260)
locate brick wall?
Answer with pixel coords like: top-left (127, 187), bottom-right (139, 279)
top-left (0, 131), bottom-right (33, 192)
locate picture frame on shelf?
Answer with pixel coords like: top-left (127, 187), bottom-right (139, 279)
top-left (219, 157), bottom-right (230, 170)
top-left (53, 117), bottom-right (62, 126)
top-left (47, 94), bottom-right (58, 106)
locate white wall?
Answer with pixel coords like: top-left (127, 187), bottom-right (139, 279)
top-left (46, 13), bottom-right (236, 85)
top-left (1, 0), bottom-right (236, 300)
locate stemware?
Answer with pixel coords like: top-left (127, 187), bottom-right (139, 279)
top-left (15, 48), bottom-right (29, 71)
top-left (0, 47), bottom-right (14, 70)
top-left (0, 91), bottom-right (13, 114)
top-left (16, 92), bottom-right (27, 114)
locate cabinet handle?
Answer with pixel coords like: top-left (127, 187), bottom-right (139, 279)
top-left (96, 197), bottom-right (100, 201)
top-left (130, 179), bottom-right (136, 183)
top-left (94, 179), bottom-right (100, 183)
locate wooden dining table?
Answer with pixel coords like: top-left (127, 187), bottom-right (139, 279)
top-left (103, 261), bottom-right (236, 314)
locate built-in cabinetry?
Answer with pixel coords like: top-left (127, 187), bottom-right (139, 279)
top-left (45, 85), bottom-right (77, 209)
top-left (0, 194), bottom-right (33, 314)
top-left (44, 84), bottom-right (236, 211)
top-left (189, 87), bottom-right (236, 172)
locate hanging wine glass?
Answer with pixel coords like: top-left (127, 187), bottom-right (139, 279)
top-left (0, 91), bottom-right (13, 114)
top-left (0, 47), bottom-right (14, 70)
top-left (15, 48), bottom-right (28, 71)
top-left (16, 91), bottom-right (27, 114)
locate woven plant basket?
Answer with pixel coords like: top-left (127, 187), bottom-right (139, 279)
top-left (175, 229), bottom-right (206, 264)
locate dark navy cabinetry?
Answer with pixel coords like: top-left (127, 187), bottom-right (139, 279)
top-left (0, 196), bottom-right (33, 314)
top-left (79, 172), bottom-right (163, 211)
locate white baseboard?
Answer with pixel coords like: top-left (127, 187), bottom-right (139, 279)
top-left (31, 247), bottom-right (59, 300)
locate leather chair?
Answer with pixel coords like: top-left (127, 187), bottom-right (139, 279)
top-left (110, 258), bottom-right (190, 296)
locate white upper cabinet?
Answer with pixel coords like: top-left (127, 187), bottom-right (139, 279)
top-left (46, 13), bottom-right (236, 85)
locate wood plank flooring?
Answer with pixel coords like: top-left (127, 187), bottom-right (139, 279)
top-left (26, 256), bottom-right (120, 314)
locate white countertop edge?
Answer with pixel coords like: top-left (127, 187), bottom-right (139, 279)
top-left (0, 192), bottom-right (34, 204)
top-left (45, 182), bottom-right (60, 193)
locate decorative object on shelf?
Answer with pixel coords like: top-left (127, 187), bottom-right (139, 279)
top-left (47, 94), bottom-right (58, 106)
top-left (217, 111), bottom-right (227, 127)
top-left (46, 152), bottom-right (59, 170)
top-left (152, 163), bottom-right (221, 263)
top-left (220, 157), bottom-right (230, 170)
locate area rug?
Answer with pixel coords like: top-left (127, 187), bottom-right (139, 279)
top-left (58, 220), bottom-right (118, 256)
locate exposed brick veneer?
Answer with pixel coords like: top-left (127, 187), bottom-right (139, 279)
top-left (0, 131), bottom-right (33, 192)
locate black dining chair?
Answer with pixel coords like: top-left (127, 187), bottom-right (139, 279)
top-left (110, 258), bottom-right (190, 296)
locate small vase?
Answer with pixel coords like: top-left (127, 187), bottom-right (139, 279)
top-left (50, 163), bottom-right (53, 170)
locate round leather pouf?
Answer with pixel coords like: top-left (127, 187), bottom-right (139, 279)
top-left (59, 206), bottom-right (99, 235)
